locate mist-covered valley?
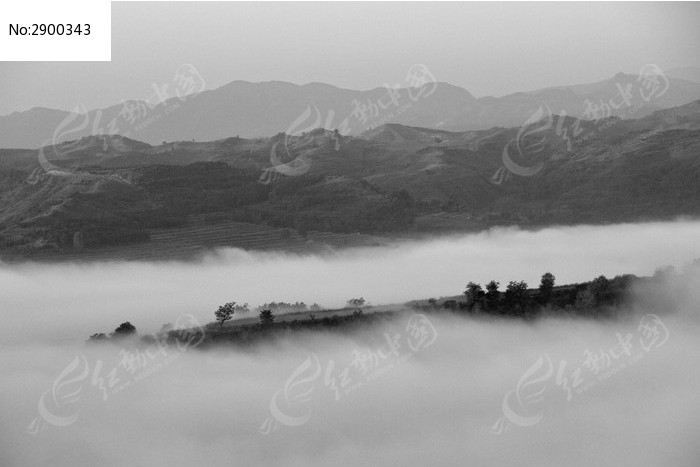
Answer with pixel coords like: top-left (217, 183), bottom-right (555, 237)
top-left (1, 221), bottom-right (700, 467)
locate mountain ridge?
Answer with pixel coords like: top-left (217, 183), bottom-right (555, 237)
top-left (3, 70), bottom-right (700, 149)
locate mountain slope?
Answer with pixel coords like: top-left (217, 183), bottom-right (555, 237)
top-left (1, 100), bottom-right (699, 257)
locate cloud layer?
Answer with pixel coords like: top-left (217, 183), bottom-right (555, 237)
top-left (1, 221), bottom-right (700, 466)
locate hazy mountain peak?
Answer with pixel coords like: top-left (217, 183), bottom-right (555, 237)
top-left (3, 73), bottom-right (700, 149)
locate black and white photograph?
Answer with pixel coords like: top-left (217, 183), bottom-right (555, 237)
top-left (1, 1), bottom-right (700, 466)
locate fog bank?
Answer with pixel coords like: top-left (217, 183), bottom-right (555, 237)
top-left (2, 309), bottom-right (699, 467)
top-left (2, 221), bottom-right (700, 344)
top-left (1, 221), bottom-right (700, 467)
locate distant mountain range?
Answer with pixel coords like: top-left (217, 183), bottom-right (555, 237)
top-left (2, 69), bottom-right (700, 149)
top-left (1, 98), bottom-right (699, 258)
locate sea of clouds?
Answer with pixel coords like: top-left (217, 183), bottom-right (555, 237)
top-left (1, 221), bottom-right (700, 466)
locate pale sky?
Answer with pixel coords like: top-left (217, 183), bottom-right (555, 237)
top-left (1, 1), bottom-right (699, 115)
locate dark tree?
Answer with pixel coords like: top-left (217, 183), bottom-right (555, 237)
top-left (464, 282), bottom-right (483, 309)
top-left (576, 275), bottom-right (611, 309)
top-left (259, 309), bottom-right (275, 327)
top-left (539, 272), bottom-right (556, 305)
top-left (485, 280), bottom-right (500, 310)
top-left (215, 302), bottom-right (237, 327)
top-left (112, 321), bottom-right (136, 337)
top-left (504, 281), bottom-right (529, 314)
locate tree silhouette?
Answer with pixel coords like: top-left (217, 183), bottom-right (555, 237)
top-left (464, 282), bottom-right (483, 309)
top-left (112, 321), bottom-right (136, 337)
top-left (504, 281), bottom-right (529, 314)
top-left (485, 280), bottom-right (500, 310)
top-left (576, 275), bottom-right (610, 309)
top-left (259, 309), bottom-right (275, 327)
top-left (539, 272), bottom-right (556, 305)
top-left (215, 302), bottom-right (237, 327)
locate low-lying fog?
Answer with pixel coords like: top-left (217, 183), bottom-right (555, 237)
top-left (1, 221), bottom-right (700, 466)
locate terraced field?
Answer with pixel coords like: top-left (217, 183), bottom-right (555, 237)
top-left (9, 220), bottom-right (391, 262)
top-left (414, 211), bottom-right (487, 231)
